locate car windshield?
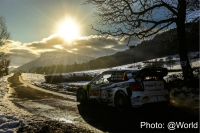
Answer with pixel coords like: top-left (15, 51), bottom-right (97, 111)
top-left (105, 71), bottom-right (128, 82)
top-left (90, 74), bottom-right (102, 84)
top-left (90, 73), bottom-right (112, 84)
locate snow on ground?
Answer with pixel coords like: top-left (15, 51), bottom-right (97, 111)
top-left (60, 81), bottom-right (89, 86)
top-left (21, 73), bottom-right (85, 95)
top-left (21, 73), bottom-right (89, 86)
top-left (0, 116), bottom-right (24, 133)
top-left (21, 73), bottom-right (45, 84)
top-left (0, 74), bottom-right (26, 133)
top-left (0, 74), bottom-right (49, 133)
top-left (0, 74), bottom-right (13, 99)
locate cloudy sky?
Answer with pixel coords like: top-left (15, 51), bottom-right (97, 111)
top-left (0, 0), bottom-right (141, 68)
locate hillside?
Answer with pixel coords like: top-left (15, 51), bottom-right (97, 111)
top-left (14, 51), bottom-right (94, 72)
top-left (20, 22), bottom-right (199, 73)
top-left (86, 22), bottom-right (199, 68)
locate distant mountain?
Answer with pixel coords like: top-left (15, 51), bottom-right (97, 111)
top-left (13, 51), bottom-right (94, 72)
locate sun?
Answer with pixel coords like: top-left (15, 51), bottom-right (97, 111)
top-left (57, 18), bottom-right (79, 43)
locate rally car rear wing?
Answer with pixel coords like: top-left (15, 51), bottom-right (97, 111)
top-left (134, 67), bottom-right (168, 81)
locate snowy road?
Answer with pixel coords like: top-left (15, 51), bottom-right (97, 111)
top-left (6, 73), bottom-right (199, 133)
top-left (7, 73), bottom-right (102, 132)
top-left (18, 74), bottom-right (76, 101)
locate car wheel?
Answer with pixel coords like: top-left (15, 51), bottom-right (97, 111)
top-left (77, 88), bottom-right (87, 104)
top-left (114, 91), bottom-right (128, 111)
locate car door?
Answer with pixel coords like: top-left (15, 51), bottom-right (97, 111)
top-left (89, 73), bottom-right (112, 100)
top-left (89, 74), bottom-right (102, 99)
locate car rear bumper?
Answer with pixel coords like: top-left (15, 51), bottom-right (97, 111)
top-left (132, 101), bottom-right (170, 108)
top-left (130, 91), bottom-right (170, 107)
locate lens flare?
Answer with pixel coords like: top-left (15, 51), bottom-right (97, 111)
top-left (57, 18), bottom-right (79, 43)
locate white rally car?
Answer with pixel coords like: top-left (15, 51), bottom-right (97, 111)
top-left (77, 67), bottom-right (169, 111)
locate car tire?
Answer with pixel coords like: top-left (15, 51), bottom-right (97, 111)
top-left (77, 88), bottom-right (87, 104)
top-left (114, 91), bottom-right (128, 111)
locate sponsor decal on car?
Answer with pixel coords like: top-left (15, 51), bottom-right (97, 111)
top-left (144, 83), bottom-right (163, 88)
top-left (143, 81), bottom-right (164, 91)
top-left (100, 90), bottom-right (108, 102)
top-left (90, 91), bottom-right (99, 98)
top-left (141, 96), bottom-right (151, 102)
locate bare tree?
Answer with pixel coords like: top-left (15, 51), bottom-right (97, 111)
top-left (85, 0), bottom-right (199, 80)
top-left (0, 16), bottom-right (10, 76)
top-left (0, 16), bottom-right (10, 46)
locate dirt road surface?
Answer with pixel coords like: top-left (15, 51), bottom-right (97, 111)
top-left (6, 73), bottom-right (199, 132)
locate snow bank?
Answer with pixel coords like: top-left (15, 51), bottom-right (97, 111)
top-left (0, 74), bottom-right (13, 99)
top-left (61, 81), bottom-right (89, 86)
top-left (22, 72), bottom-right (90, 87)
top-left (61, 73), bottom-right (72, 79)
top-left (21, 73), bottom-right (45, 84)
top-left (21, 73), bottom-right (86, 94)
top-left (0, 73), bottom-right (26, 133)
